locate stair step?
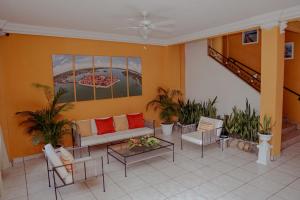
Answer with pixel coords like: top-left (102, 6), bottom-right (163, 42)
top-left (281, 129), bottom-right (300, 150)
top-left (282, 124), bottom-right (297, 134)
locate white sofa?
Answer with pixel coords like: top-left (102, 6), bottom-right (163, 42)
top-left (72, 119), bottom-right (155, 147)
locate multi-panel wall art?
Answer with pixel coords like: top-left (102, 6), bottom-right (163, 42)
top-left (52, 55), bottom-right (142, 102)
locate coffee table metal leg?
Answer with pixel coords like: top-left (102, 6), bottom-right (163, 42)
top-left (107, 146), bottom-right (109, 164)
top-left (172, 145), bottom-right (175, 162)
top-left (221, 139), bottom-right (224, 152)
top-left (124, 158), bottom-right (127, 177)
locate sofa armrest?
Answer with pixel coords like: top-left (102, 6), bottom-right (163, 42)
top-left (53, 156), bottom-right (104, 186)
top-left (72, 127), bottom-right (81, 147)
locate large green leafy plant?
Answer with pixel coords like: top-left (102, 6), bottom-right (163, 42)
top-left (178, 97), bottom-right (218, 125)
top-left (146, 87), bottom-right (182, 124)
top-left (224, 99), bottom-right (259, 142)
top-left (16, 84), bottom-right (74, 147)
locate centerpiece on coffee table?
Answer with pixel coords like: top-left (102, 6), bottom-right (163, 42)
top-left (128, 136), bottom-right (160, 150)
top-left (107, 136), bottom-right (174, 177)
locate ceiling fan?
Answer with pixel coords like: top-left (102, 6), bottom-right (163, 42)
top-left (0, 21), bottom-right (9, 36)
top-left (118, 11), bottom-right (174, 40)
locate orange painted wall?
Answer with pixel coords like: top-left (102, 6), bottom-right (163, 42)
top-left (223, 31), bottom-right (261, 73)
top-left (0, 34), bottom-right (184, 159)
top-left (283, 31), bottom-right (300, 124)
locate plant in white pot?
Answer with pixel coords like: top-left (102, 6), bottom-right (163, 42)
top-left (257, 115), bottom-right (274, 165)
top-left (146, 87), bottom-right (182, 135)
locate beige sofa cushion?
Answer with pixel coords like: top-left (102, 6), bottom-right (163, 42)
top-left (81, 127), bottom-right (153, 147)
top-left (113, 115), bottom-right (129, 131)
top-left (77, 120), bottom-right (92, 137)
top-left (197, 121), bottom-right (215, 132)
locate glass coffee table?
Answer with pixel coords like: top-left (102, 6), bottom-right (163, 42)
top-left (107, 137), bottom-right (174, 177)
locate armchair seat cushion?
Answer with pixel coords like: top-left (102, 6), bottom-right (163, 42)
top-left (182, 131), bottom-right (218, 145)
top-left (81, 127), bottom-right (153, 146)
top-left (182, 132), bottom-right (204, 145)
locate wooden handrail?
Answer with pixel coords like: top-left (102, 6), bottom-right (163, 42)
top-left (208, 47), bottom-right (260, 81)
top-left (284, 87), bottom-right (300, 100)
top-left (228, 57), bottom-right (261, 75)
top-left (208, 46), bottom-right (260, 92)
top-left (208, 46), bottom-right (300, 101)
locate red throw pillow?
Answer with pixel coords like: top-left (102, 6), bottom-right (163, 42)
top-left (127, 113), bottom-right (144, 129)
top-left (95, 117), bottom-right (115, 135)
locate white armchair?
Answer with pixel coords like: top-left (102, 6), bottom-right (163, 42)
top-left (180, 117), bottom-right (223, 158)
top-left (44, 144), bottom-right (105, 200)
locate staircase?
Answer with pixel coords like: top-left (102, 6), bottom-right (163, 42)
top-left (282, 118), bottom-right (300, 149)
top-left (208, 46), bottom-right (261, 92)
top-left (208, 46), bottom-right (300, 148)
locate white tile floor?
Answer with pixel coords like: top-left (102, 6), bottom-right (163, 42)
top-left (2, 130), bottom-right (300, 200)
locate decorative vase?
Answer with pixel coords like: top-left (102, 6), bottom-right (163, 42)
top-left (161, 123), bottom-right (174, 135)
top-left (256, 133), bottom-right (272, 165)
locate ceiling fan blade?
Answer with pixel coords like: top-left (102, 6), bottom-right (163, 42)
top-left (0, 20), bottom-right (7, 29)
top-left (114, 26), bottom-right (140, 30)
top-left (152, 27), bottom-right (172, 32)
top-left (128, 26), bottom-right (141, 29)
top-left (152, 20), bottom-right (175, 27)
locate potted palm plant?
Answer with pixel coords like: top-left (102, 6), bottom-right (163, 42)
top-left (257, 114), bottom-right (274, 165)
top-left (146, 87), bottom-right (182, 135)
top-left (16, 84), bottom-right (74, 148)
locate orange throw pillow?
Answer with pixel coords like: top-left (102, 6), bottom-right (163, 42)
top-left (127, 113), bottom-right (144, 129)
top-left (95, 117), bottom-right (115, 134)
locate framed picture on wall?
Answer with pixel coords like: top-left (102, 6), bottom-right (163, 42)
top-left (94, 56), bottom-right (113, 99)
top-left (242, 29), bottom-right (259, 45)
top-left (128, 57), bottom-right (142, 96)
top-left (112, 57), bottom-right (128, 98)
top-left (52, 54), bottom-right (75, 103)
top-left (285, 42), bottom-right (294, 60)
top-left (75, 55), bottom-right (95, 101)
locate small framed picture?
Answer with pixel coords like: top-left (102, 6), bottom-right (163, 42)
top-left (242, 29), bottom-right (259, 45)
top-left (285, 42), bottom-right (294, 60)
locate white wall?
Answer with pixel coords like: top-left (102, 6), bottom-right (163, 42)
top-left (185, 39), bottom-right (260, 116)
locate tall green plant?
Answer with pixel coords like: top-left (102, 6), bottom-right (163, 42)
top-left (178, 97), bottom-right (218, 125)
top-left (16, 84), bottom-right (74, 147)
top-left (200, 96), bottom-right (218, 118)
top-left (224, 99), bottom-right (259, 142)
top-left (146, 87), bottom-right (182, 123)
top-left (178, 99), bottom-right (202, 125)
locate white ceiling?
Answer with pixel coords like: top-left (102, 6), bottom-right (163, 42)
top-left (0, 0), bottom-right (300, 45)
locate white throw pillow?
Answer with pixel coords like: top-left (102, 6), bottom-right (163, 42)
top-left (44, 144), bottom-right (69, 180)
top-left (59, 147), bottom-right (74, 162)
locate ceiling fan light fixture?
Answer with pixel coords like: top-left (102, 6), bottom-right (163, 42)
top-left (139, 28), bottom-right (151, 40)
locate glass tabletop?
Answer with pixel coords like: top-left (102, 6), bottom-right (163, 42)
top-left (108, 137), bottom-right (173, 157)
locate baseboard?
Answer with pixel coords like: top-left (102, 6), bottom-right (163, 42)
top-left (12, 153), bottom-right (43, 166)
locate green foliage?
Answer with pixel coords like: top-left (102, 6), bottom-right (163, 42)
top-left (146, 87), bottom-right (182, 123)
top-left (128, 136), bottom-right (160, 149)
top-left (224, 99), bottom-right (259, 142)
top-left (259, 115), bottom-right (274, 135)
top-left (199, 96), bottom-right (218, 118)
top-left (178, 97), bottom-right (218, 125)
top-left (16, 84), bottom-right (74, 147)
top-left (178, 99), bottom-right (202, 125)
